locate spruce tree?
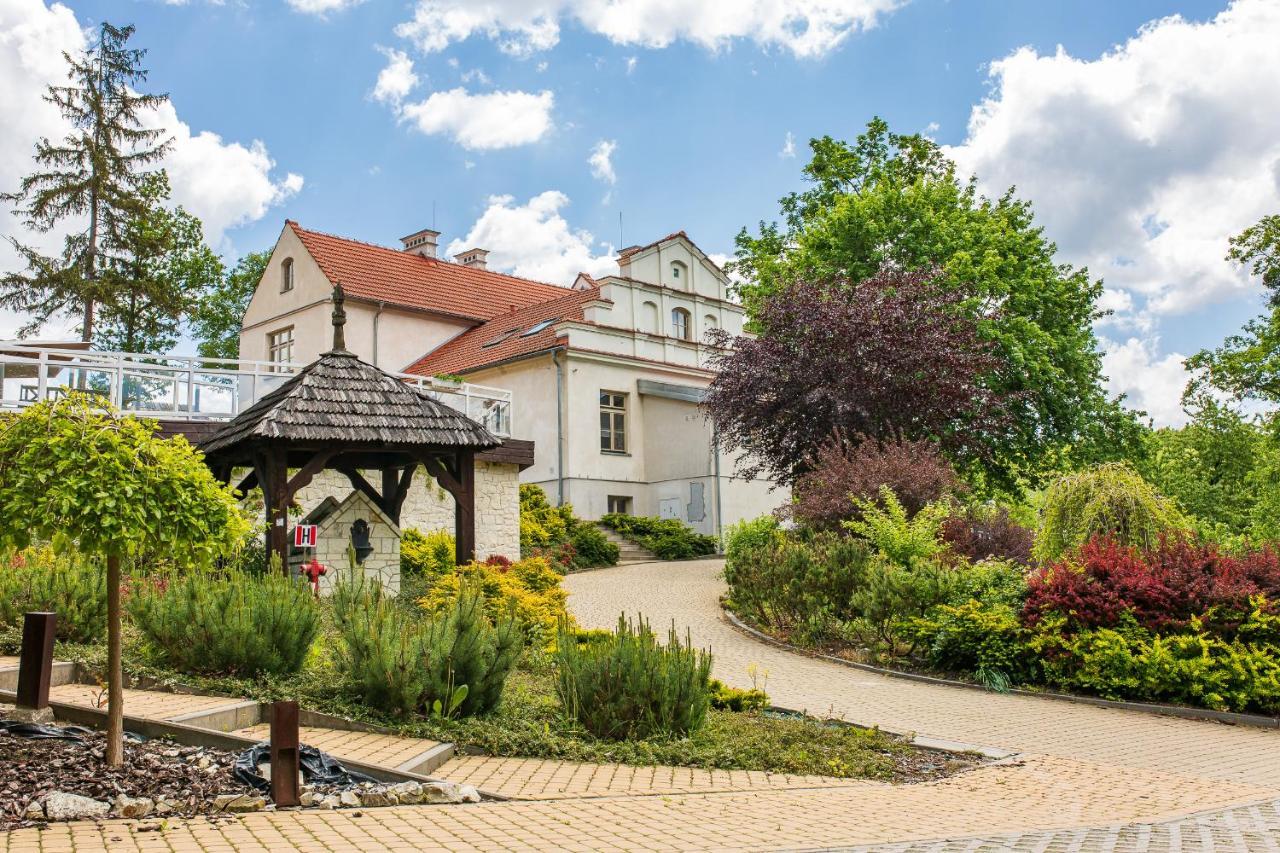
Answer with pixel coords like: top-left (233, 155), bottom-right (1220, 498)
top-left (1, 22), bottom-right (171, 342)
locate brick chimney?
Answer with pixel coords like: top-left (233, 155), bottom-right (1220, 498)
top-left (400, 228), bottom-right (440, 258)
top-left (454, 248), bottom-right (489, 270)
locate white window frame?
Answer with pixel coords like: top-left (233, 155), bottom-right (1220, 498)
top-left (267, 326), bottom-right (295, 371)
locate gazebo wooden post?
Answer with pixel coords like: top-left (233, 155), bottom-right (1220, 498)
top-left (453, 451), bottom-right (476, 565)
top-left (260, 446), bottom-right (291, 572)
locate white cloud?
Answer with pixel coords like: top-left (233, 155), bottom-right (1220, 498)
top-left (393, 0), bottom-right (903, 59)
top-left (779, 131), bottom-right (796, 158)
top-left (588, 139), bottom-right (617, 184)
top-left (399, 88), bottom-right (554, 150)
top-left (1100, 337), bottom-right (1189, 427)
top-left (285, 0), bottom-right (365, 16)
top-left (947, 0), bottom-right (1280, 321)
top-left (625, 55), bottom-right (637, 74)
top-left (460, 67), bottom-right (492, 85)
top-left (0, 0), bottom-right (302, 337)
top-left (446, 191), bottom-right (615, 285)
top-left (371, 46), bottom-right (418, 105)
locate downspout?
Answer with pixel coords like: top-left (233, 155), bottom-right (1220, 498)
top-left (372, 301), bottom-right (385, 367)
top-left (553, 348), bottom-right (566, 506)
top-left (712, 424), bottom-right (724, 547)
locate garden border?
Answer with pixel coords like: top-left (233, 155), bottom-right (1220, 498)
top-left (721, 607), bottom-right (1280, 731)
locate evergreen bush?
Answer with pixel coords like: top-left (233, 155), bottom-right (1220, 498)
top-left (336, 567), bottom-right (523, 717)
top-left (0, 546), bottom-right (107, 644)
top-left (843, 488), bottom-right (950, 568)
top-left (568, 525), bottom-right (620, 568)
top-left (555, 614), bottom-right (713, 739)
top-left (128, 567), bottom-right (319, 677)
top-left (599, 514), bottom-right (718, 560)
top-left (401, 528), bottom-right (455, 576)
top-left (1034, 463), bottom-right (1187, 562)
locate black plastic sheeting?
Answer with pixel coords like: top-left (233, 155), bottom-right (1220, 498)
top-left (0, 720), bottom-right (145, 743)
top-left (233, 742), bottom-right (378, 793)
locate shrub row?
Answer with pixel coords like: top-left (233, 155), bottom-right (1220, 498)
top-left (600, 513), bottom-right (718, 560)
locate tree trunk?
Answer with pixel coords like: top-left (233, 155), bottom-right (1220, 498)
top-left (105, 553), bottom-right (123, 767)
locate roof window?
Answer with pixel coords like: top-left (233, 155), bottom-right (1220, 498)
top-left (482, 328), bottom-right (522, 348)
top-left (521, 318), bottom-right (559, 337)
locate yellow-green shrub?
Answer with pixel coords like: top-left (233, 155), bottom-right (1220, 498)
top-left (419, 557), bottom-right (569, 642)
top-left (519, 484), bottom-right (574, 552)
top-left (401, 528), bottom-right (455, 576)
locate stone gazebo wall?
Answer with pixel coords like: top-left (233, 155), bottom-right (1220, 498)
top-left (294, 460), bottom-right (521, 562)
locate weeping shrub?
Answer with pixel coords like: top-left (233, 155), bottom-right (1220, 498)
top-left (128, 567), bottom-right (319, 676)
top-left (554, 614), bottom-right (713, 739)
top-left (0, 546), bottom-right (107, 644)
top-left (335, 566), bottom-right (523, 717)
top-left (1035, 463), bottom-right (1187, 562)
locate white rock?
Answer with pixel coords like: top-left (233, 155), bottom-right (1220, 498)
top-left (420, 782), bottom-right (465, 804)
top-left (196, 756), bottom-right (212, 770)
top-left (338, 790), bottom-right (361, 808)
top-left (320, 794), bottom-right (341, 810)
top-left (213, 794), bottom-right (266, 813)
top-left (43, 792), bottom-right (110, 821)
top-left (154, 801), bottom-right (173, 816)
top-left (389, 781), bottom-right (423, 805)
top-left (299, 791), bottom-right (320, 808)
top-left (23, 800), bottom-right (44, 820)
top-left (114, 795), bottom-right (154, 819)
top-left (163, 748), bottom-right (181, 758)
top-left (459, 784), bottom-right (481, 803)
top-left (358, 789), bottom-right (393, 807)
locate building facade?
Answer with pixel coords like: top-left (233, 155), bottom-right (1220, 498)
top-left (241, 221), bottom-right (786, 540)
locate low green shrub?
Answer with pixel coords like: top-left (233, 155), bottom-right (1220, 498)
top-left (600, 513), bottom-right (718, 560)
top-left (907, 599), bottom-right (1033, 690)
top-left (555, 615), bottom-right (713, 739)
top-left (844, 488), bottom-right (950, 568)
top-left (709, 679), bottom-right (770, 712)
top-left (568, 524), bottom-right (620, 568)
top-left (401, 528), bottom-right (455, 576)
top-left (0, 546), bottom-right (107, 645)
top-left (723, 515), bottom-right (783, 566)
top-left (128, 568), bottom-right (319, 677)
top-left (844, 559), bottom-right (958, 648)
top-left (335, 567), bottom-right (524, 717)
top-left (519, 484), bottom-right (576, 553)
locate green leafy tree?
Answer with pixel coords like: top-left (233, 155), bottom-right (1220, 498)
top-left (190, 250), bottom-right (269, 360)
top-left (0, 395), bottom-right (249, 765)
top-left (1185, 213), bottom-right (1280, 409)
top-left (732, 119), bottom-right (1142, 490)
top-left (1, 23), bottom-right (171, 342)
top-left (1137, 398), bottom-right (1272, 537)
top-left (95, 171), bottom-right (223, 354)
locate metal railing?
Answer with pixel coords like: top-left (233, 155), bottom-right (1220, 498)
top-left (0, 342), bottom-right (512, 437)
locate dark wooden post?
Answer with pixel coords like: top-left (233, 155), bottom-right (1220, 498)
top-left (454, 451), bottom-right (476, 565)
top-left (16, 612), bottom-right (56, 712)
top-left (269, 700), bottom-right (301, 807)
top-left (259, 448), bottom-right (291, 572)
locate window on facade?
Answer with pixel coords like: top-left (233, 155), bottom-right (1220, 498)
top-left (670, 260), bottom-right (689, 288)
top-left (607, 495), bottom-right (633, 515)
top-left (704, 314), bottom-right (718, 332)
top-left (671, 307), bottom-right (692, 341)
top-left (267, 326), bottom-right (294, 371)
top-left (281, 258), bottom-right (294, 292)
top-left (600, 391), bottom-right (627, 453)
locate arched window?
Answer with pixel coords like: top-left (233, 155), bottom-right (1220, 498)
top-left (281, 257), bottom-right (295, 293)
top-left (671, 307), bottom-right (692, 341)
top-left (703, 314), bottom-right (718, 332)
top-left (670, 260), bottom-right (689, 289)
top-left (640, 300), bottom-right (659, 333)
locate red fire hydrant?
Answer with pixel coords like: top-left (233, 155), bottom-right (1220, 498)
top-left (300, 558), bottom-right (327, 597)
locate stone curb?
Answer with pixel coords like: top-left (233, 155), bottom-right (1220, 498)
top-left (721, 607), bottom-right (1280, 731)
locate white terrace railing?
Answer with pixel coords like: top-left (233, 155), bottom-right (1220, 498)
top-left (0, 342), bottom-right (513, 437)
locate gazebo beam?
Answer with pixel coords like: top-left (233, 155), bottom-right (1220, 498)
top-left (381, 465), bottom-right (416, 526)
top-left (418, 451), bottom-right (475, 565)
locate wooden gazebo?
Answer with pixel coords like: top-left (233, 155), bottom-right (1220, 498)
top-left (200, 285), bottom-right (500, 568)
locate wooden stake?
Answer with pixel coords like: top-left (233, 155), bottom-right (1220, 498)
top-left (15, 612), bottom-right (56, 711)
top-left (270, 700), bottom-right (301, 807)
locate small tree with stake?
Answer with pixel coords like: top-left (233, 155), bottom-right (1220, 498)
top-left (0, 394), bottom-right (249, 765)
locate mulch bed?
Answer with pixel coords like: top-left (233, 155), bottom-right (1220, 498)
top-left (1, 728), bottom-right (256, 831)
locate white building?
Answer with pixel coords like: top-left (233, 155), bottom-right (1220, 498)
top-left (240, 221), bottom-right (785, 538)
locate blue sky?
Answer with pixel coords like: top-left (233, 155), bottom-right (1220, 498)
top-left (2, 0), bottom-right (1278, 425)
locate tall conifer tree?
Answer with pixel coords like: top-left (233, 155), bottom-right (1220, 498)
top-left (1, 22), bottom-right (171, 342)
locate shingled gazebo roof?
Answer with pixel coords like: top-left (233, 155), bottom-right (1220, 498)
top-left (199, 350), bottom-right (499, 458)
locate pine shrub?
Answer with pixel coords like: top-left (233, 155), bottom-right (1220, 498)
top-left (336, 567), bottom-right (523, 717)
top-left (129, 568), bottom-right (319, 677)
top-left (0, 546), bottom-right (106, 644)
top-left (555, 615), bottom-right (713, 739)
top-left (568, 525), bottom-right (620, 568)
top-left (599, 514), bottom-right (718, 559)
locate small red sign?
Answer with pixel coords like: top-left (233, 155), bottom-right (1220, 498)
top-left (293, 524), bottom-right (318, 548)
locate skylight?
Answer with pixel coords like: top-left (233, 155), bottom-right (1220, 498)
top-left (481, 328), bottom-right (521, 348)
top-left (521, 318), bottom-right (559, 337)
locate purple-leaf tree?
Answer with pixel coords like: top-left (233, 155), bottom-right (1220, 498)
top-left (704, 266), bottom-right (1016, 486)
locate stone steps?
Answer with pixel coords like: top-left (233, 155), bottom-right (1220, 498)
top-left (595, 523), bottom-right (658, 564)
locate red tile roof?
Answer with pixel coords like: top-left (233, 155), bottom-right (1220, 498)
top-left (617, 230), bottom-right (689, 259)
top-left (404, 287), bottom-right (603, 377)
top-left (286, 221), bottom-right (573, 322)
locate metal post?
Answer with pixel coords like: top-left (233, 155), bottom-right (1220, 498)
top-left (16, 612), bottom-right (57, 713)
top-left (269, 700), bottom-right (301, 806)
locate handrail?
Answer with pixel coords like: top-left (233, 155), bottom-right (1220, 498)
top-left (0, 343), bottom-right (512, 436)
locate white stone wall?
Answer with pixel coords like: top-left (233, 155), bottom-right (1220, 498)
top-left (291, 461), bottom-right (521, 563)
top-left (305, 491), bottom-right (401, 596)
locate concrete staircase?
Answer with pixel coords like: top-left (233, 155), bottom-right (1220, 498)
top-left (596, 524), bottom-right (658, 564)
